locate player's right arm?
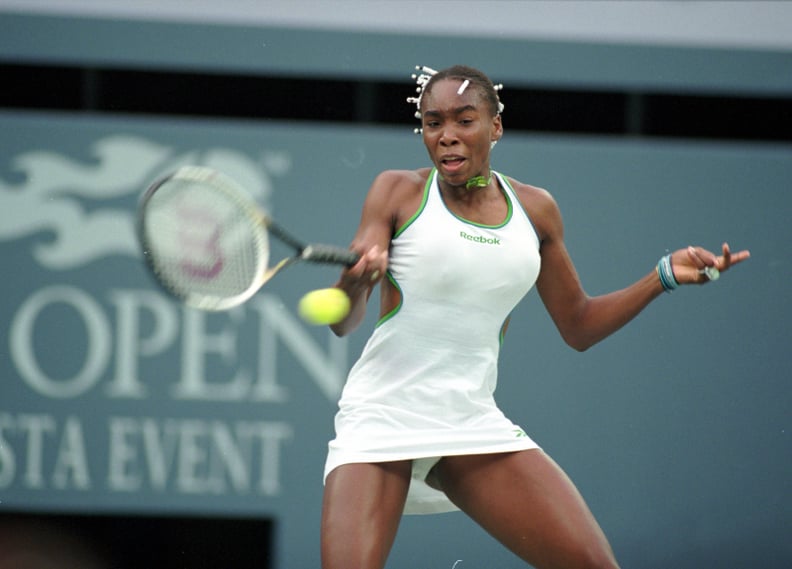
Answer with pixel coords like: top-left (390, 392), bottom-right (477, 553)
top-left (331, 169), bottom-right (420, 336)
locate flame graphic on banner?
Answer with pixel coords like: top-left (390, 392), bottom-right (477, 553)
top-left (0, 135), bottom-right (278, 270)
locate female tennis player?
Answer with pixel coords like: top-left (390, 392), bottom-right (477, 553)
top-left (321, 65), bottom-right (750, 569)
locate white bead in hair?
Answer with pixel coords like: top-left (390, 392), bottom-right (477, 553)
top-left (494, 83), bottom-right (505, 114)
top-left (406, 65), bottom-right (438, 132)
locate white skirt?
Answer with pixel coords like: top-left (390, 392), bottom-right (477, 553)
top-left (324, 422), bottom-right (540, 515)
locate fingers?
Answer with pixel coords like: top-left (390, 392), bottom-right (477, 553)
top-left (685, 245), bottom-right (716, 266)
top-left (722, 242), bottom-right (751, 267)
top-left (721, 242), bottom-right (732, 266)
top-left (677, 243), bottom-right (749, 285)
top-left (685, 246), bottom-right (719, 282)
top-left (360, 245), bottom-right (388, 283)
top-left (342, 245), bottom-right (387, 289)
top-left (715, 242), bottom-right (752, 271)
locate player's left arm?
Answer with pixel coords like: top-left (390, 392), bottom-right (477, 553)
top-left (521, 185), bottom-right (749, 351)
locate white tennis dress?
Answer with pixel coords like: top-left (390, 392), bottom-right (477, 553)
top-left (325, 168), bottom-right (542, 514)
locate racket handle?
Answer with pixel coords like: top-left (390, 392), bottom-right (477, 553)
top-left (302, 244), bottom-right (360, 266)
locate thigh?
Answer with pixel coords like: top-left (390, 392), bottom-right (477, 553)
top-left (321, 461), bottom-right (412, 569)
top-left (433, 450), bottom-right (619, 569)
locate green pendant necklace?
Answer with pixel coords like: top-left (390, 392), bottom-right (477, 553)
top-left (465, 171), bottom-right (493, 189)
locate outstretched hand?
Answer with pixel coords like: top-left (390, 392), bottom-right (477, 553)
top-left (671, 243), bottom-right (750, 285)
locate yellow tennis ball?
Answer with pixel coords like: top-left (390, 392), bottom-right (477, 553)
top-left (298, 288), bottom-right (351, 325)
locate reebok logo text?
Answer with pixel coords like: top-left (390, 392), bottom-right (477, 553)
top-left (460, 231), bottom-right (501, 245)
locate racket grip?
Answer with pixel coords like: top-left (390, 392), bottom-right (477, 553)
top-left (302, 244), bottom-right (360, 266)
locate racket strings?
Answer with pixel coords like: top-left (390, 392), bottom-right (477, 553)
top-left (142, 177), bottom-right (269, 309)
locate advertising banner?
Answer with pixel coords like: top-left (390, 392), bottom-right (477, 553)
top-left (0, 112), bottom-right (421, 518)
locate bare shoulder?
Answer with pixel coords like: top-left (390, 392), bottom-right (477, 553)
top-left (503, 176), bottom-right (562, 242)
top-left (371, 168), bottom-right (430, 194)
top-left (367, 168), bottom-right (431, 228)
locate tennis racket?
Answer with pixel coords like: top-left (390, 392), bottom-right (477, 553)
top-left (137, 165), bottom-right (358, 311)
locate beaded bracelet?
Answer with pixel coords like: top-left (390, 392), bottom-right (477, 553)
top-left (656, 254), bottom-right (679, 293)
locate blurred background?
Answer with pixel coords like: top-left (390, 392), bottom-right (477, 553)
top-left (1, 2), bottom-right (790, 568)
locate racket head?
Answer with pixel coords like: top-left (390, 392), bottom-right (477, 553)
top-left (137, 166), bottom-right (269, 310)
